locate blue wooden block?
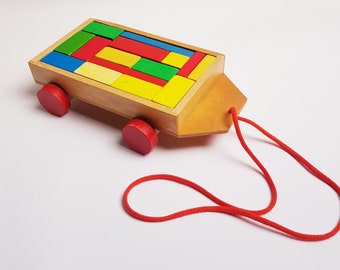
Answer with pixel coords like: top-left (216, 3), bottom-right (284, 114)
top-left (121, 31), bottom-right (194, 57)
top-left (41, 51), bottom-right (85, 72)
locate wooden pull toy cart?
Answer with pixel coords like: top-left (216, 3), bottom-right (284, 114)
top-left (29, 18), bottom-right (247, 154)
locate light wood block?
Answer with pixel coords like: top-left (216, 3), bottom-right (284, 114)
top-left (75, 62), bottom-right (121, 85)
top-left (96, 47), bottom-right (141, 68)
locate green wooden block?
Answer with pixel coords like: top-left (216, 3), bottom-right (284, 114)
top-left (83, 21), bottom-right (123, 40)
top-left (132, 58), bottom-right (179, 81)
top-left (54, 31), bottom-right (95, 55)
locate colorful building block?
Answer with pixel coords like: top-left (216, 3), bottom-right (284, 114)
top-left (112, 74), bottom-right (162, 100)
top-left (177, 51), bottom-right (206, 77)
top-left (54, 31), bottom-right (94, 55)
top-left (121, 31), bottom-right (194, 57)
top-left (72, 36), bottom-right (111, 61)
top-left (153, 76), bottom-right (195, 108)
top-left (110, 36), bottom-right (169, 62)
top-left (132, 58), bottom-right (179, 81)
top-left (161, 52), bottom-right (190, 68)
top-left (75, 62), bottom-right (121, 85)
top-left (41, 51), bottom-right (85, 72)
top-left (96, 47), bottom-right (141, 68)
top-left (188, 55), bottom-right (216, 80)
top-left (83, 21), bottom-right (123, 39)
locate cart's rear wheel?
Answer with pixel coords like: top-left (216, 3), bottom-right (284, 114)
top-left (37, 83), bottom-right (70, 116)
top-left (122, 119), bottom-right (158, 155)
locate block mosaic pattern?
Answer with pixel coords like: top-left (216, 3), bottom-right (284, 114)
top-left (40, 21), bottom-right (216, 108)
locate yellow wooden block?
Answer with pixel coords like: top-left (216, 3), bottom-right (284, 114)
top-left (96, 47), bottom-right (141, 67)
top-left (161, 52), bottom-right (189, 68)
top-left (112, 74), bottom-right (162, 100)
top-left (75, 62), bottom-right (121, 85)
top-left (188, 55), bottom-right (216, 80)
top-left (153, 75), bottom-right (194, 108)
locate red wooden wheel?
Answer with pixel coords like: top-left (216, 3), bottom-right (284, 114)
top-left (37, 83), bottom-right (70, 116)
top-left (122, 119), bottom-right (158, 155)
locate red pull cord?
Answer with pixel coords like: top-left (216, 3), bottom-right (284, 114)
top-left (122, 107), bottom-right (340, 241)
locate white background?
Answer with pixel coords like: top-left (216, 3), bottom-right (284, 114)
top-left (1, 0), bottom-right (340, 269)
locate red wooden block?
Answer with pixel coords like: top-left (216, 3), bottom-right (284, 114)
top-left (110, 36), bottom-right (169, 62)
top-left (177, 51), bottom-right (206, 78)
top-left (72, 36), bottom-right (111, 61)
top-left (89, 57), bottom-right (167, 87)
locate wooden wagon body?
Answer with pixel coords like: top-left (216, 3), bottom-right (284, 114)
top-left (29, 18), bottom-right (246, 153)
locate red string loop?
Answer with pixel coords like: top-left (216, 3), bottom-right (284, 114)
top-left (122, 108), bottom-right (340, 241)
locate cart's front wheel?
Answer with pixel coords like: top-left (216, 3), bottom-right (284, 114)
top-left (37, 84), bottom-right (70, 117)
top-left (122, 119), bottom-right (158, 155)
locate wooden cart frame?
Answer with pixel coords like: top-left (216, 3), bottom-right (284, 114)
top-left (29, 18), bottom-right (246, 153)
